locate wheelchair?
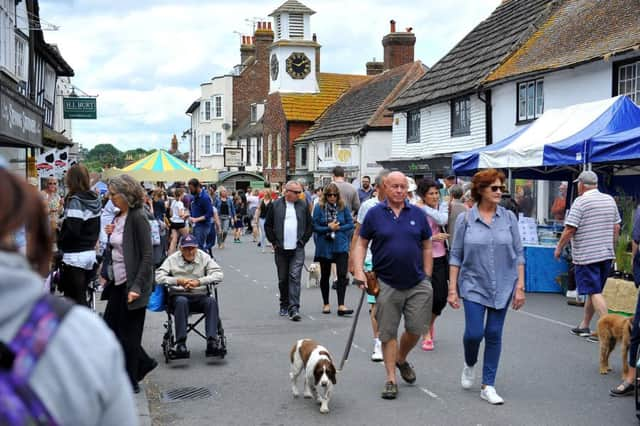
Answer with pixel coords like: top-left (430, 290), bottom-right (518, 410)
top-left (161, 282), bottom-right (227, 363)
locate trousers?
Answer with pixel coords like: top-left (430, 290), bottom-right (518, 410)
top-left (275, 246), bottom-right (305, 312)
top-left (319, 252), bottom-right (349, 306)
top-left (172, 295), bottom-right (219, 342)
top-left (462, 298), bottom-right (509, 386)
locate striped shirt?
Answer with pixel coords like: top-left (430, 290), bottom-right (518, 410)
top-left (565, 189), bottom-right (621, 265)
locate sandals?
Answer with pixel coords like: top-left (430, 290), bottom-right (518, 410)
top-left (610, 381), bottom-right (635, 397)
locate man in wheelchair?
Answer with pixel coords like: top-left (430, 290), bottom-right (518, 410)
top-left (156, 234), bottom-right (223, 358)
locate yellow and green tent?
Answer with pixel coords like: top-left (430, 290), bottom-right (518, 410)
top-left (103, 150), bottom-right (218, 182)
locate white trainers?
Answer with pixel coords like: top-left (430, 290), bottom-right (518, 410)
top-left (371, 338), bottom-right (383, 362)
top-left (480, 386), bottom-right (504, 405)
top-left (461, 363), bottom-right (475, 389)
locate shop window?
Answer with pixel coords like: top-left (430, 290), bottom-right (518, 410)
top-left (517, 79), bottom-right (544, 123)
top-left (406, 110), bottom-right (420, 144)
top-left (451, 96), bottom-right (471, 136)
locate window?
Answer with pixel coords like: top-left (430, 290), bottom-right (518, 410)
top-left (406, 110), bottom-right (420, 144)
top-left (617, 61), bottom-right (639, 104)
top-left (203, 135), bottom-right (211, 155)
top-left (451, 96), bottom-right (471, 136)
top-left (324, 142), bottom-right (333, 159)
top-left (213, 95), bottom-right (223, 119)
top-left (289, 13), bottom-right (304, 39)
top-left (267, 135), bottom-right (273, 168)
top-left (0, 1), bottom-right (16, 73)
top-left (201, 101), bottom-right (211, 121)
top-left (256, 136), bottom-right (262, 166)
top-left (276, 134), bottom-right (282, 168)
top-left (300, 146), bottom-right (307, 168)
top-left (44, 65), bottom-right (55, 101)
top-left (250, 104), bottom-right (257, 122)
top-left (14, 36), bottom-right (27, 81)
top-left (246, 139), bottom-right (252, 166)
top-left (517, 79), bottom-right (544, 122)
top-left (213, 132), bottom-right (223, 155)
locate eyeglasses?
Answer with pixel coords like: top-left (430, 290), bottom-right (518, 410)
top-left (326, 193), bottom-right (338, 197)
top-left (287, 189), bottom-right (302, 194)
top-left (490, 185), bottom-right (506, 193)
top-left (48, 182), bottom-right (57, 185)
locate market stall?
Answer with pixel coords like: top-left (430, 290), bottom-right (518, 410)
top-left (452, 95), bottom-right (640, 293)
top-left (103, 149), bottom-right (218, 182)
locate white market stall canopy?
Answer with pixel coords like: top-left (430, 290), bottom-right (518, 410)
top-left (453, 96), bottom-right (640, 175)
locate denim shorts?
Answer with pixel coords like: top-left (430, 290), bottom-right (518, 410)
top-left (575, 259), bottom-right (612, 295)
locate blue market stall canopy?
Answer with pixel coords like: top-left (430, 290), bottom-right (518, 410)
top-left (453, 96), bottom-right (640, 175)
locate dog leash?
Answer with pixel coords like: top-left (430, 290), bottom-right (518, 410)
top-left (338, 283), bottom-right (366, 371)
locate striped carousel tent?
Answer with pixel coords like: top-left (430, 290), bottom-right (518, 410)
top-left (103, 150), bottom-right (218, 182)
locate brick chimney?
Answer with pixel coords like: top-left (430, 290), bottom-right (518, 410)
top-left (313, 33), bottom-right (320, 73)
top-left (254, 21), bottom-right (274, 63)
top-left (170, 134), bottom-right (178, 153)
top-left (240, 35), bottom-right (256, 65)
top-left (366, 60), bottom-right (384, 75)
top-left (382, 19), bottom-right (415, 70)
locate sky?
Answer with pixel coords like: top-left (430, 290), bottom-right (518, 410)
top-left (39, 0), bottom-right (501, 153)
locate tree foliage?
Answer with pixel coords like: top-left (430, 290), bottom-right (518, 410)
top-left (83, 144), bottom-right (151, 172)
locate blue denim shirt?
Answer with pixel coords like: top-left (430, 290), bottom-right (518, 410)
top-left (449, 205), bottom-right (524, 309)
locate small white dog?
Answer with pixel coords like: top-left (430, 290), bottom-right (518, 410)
top-left (305, 263), bottom-right (321, 288)
top-left (290, 339), bottom-right (337, 414)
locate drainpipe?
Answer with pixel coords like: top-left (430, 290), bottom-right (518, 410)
top-left (477, 90), bottom-right (492, 146)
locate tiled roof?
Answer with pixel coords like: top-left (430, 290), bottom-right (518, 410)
top-left (485, 0), bottom-right (640, 83)
top-left (281, 72), bottom-right (370, 122)
top-left (269, 0), bottom-right (315, 16)
top-left (390, 0), bottom-right (557, 110)
top-left (297, 62), bottom-right (426, 142)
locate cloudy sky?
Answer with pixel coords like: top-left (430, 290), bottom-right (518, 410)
top-left (39, 0), bottom-right (501, 152)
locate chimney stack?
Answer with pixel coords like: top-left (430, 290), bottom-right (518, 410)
top-left (366, 59), bottom-right (384, 76)
top-left (254, 21), bottom-right (274, 63)
top-left (382, 19), bottom-right (415, 70)
top-left (240, 34), bottom-right (255, 65)
top-left (170, 134), bottom-right (178, 153)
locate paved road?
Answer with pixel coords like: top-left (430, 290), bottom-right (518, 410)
top-left (136, 235), bottom-right (638, 425)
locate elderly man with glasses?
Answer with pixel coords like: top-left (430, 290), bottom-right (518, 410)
top-left (264, 181), bottom-right (313, 321)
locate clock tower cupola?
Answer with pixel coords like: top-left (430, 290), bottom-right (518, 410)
top-left (268, 0), bottom-right (320, 94)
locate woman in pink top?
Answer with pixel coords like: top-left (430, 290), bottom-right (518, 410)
top-left (416, 178), bottom-right (450, 351)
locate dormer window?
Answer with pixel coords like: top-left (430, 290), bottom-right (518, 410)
top-left (289, 13), bottom-right (304, 39)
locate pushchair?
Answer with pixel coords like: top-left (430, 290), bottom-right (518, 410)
top-left (161, 282), bottom-right (227, 363)
top-left (49, 252), bottom-right (102, 312)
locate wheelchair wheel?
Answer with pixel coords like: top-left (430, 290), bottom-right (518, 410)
top-left (217, 320), bottom-right (227, 358)
top-left (162, 318), bottom-right (174, 364)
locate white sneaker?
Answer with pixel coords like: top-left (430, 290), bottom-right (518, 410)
top-left (461, 364), bottom-right (475, 389)
top-left (480, 386), bottom-right (504, 405)
top-left (371, 339), bottom-right (383, 362)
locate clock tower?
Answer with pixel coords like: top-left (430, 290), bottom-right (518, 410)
top-left (268, 0), bottom-right (320, 94)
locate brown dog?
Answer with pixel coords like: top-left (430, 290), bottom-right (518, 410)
top-left (597, 314), bottom-right (634, 377)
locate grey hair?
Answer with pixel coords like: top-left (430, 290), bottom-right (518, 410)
top-left (462, 190), bottom-right (472, 202)
top-left (375, 169), bottom-right (391, 187)
top-left (109, 175), bottom-right (145, 209)
top-left (285, 180), bottom-right (302, 190)
top-left (449, 184), bottom-right (464, 199)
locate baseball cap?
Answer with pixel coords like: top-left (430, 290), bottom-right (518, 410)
top-left (573, 171), bottom-right (598, 185)
top-left (179, 234), bottom-right (199, 248)
top-left (443, 168), bottom-right (456, 179)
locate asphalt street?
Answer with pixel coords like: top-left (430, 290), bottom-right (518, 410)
top-left (133, 235), bottom-right (639, 426)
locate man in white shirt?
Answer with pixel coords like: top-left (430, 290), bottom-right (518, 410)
top-left (264, 181), bottom-right (313, 321)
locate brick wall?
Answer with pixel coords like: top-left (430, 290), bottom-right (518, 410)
top-left (288, 122), bottom-right (311, 175)
top-left (262, 92), bottom-right (287, 186)
top-left (382, 32), bottom-right (416, 70)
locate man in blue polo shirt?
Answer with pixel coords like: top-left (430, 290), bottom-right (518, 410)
top-left (188, 178), bottom-right (213, 252)
top-left (352, 171), bottom-right (433, 400)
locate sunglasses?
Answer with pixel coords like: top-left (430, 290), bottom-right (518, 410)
top-left (48, 182), bottom-right (57, 185)
top-left (326, 193), bottom-right (338, 197)
top-left (490, 185), bottom-right (506, 192)
top-left (287, 189), bottom-right (302, 194)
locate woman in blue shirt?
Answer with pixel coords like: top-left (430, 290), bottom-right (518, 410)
top-left (448, 169), bottom-right (525, 405)
top-left (312, 183), bottom-right (354, 316)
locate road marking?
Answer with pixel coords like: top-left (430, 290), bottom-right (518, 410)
top-left (307, 315), bottom-right (315, 321)
top-left (331, 330), bottom-right (338, 335)
top-left (244, 274), bottom-right (249, 278)
top-left (514, 309), bottom-right (573, 328)
top-left (252, 280), bottom-right (258, 283)
top-left (419, 387), bottom-right (439, 399)
top-left (351, 343), bottom-right (366, 353)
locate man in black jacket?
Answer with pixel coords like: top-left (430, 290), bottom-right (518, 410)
top-left (264, 181), bottom-right (313, 321)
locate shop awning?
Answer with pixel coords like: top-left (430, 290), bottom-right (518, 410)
top-left (103, 149), bottom-right (218, 182)
top-left (453, 96), bottom-right (640, 174)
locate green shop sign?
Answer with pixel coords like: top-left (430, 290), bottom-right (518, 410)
top-left (63, 97), bottom-right (97, 119)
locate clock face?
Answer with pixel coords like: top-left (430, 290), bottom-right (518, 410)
top-left (286, 52), bottom-right (311, 80)
top-left (270, 54), bottom-right (279, 81)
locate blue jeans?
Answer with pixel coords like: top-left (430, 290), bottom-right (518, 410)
top-left (193, 223), bottom-right (212, 252)
top-left (462, 299), bottom-right (509, 386)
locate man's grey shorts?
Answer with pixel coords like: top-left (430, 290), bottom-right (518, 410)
top-left (375, 278), bottom-right (433, 343)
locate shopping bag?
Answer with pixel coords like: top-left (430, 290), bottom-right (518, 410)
top-left (147, 284), bottom-right (166, 312)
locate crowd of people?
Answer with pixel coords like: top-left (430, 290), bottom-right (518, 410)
top-left (1, 155), bottom-right (639, 423)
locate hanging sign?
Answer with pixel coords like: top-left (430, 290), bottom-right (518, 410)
top-left (63, 97), bottom-right (97, 119)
